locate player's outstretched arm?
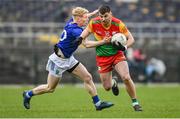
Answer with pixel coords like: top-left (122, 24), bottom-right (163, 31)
top-left (82, 36), bottom-right (111, 48)
top-left (81, 25), bottom-right (91, 39)
top-left (87, 9), bottom-right (99, 18)
top-left (75, 26), bottom-right (110, 48)
top-left (73, 25), bottom-right (90, 45)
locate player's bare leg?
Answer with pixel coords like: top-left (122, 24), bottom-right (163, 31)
top-left (99, 72), bottom-right (119, 96)
top-left (23, 73), bottom-right (60, 109)
top-left (100, 72), bottom-right (112, 91)
top-left (32, 74), bottom-right (60, 95)
top-left (115, 61), bottom-right (142, 111)
top-left (72, 63), bottom-right (97, 96)
top-left (72, 63), bottom-right (114, 111)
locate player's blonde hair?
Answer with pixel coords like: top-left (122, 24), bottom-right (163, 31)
top-left (72, 7), bottom-right (89, 17)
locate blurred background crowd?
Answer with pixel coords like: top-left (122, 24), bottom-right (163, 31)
top-left (0, 0), bottom-right (179, 22)
top-left (0, 0), bottom-right (180, 84)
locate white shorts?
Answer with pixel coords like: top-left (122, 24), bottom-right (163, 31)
top-left (46, 53), bottom-right (79, 77)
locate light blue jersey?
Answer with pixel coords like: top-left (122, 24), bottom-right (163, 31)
top-left (56, 18), bottom-right (83, 58)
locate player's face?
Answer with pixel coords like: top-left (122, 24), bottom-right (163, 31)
top-left (79, 14), bottom-right (89, 27)
top-left (99, 12), bottom-right (112, 26)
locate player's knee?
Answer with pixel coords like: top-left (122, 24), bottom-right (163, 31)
top-left (104, 87), bottom-right (111, 91)
top-left (122, 74), bottom-right (131, 83)
top-left (103, 84), bottom-right (111, 91)
top-left (84, 73), bottom-right (93, 83)
top-left (46, 87), bottom-right (55, 93)
top-left (49, 89), bottom-right (55, 93)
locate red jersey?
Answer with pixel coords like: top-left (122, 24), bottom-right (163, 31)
top-left (88, 16), bottom-right (129, 56)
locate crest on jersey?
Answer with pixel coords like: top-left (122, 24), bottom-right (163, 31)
top-left (105, 31), bottom-right (110, 37)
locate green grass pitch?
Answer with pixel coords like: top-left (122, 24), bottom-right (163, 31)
top-left (0, 84), bottom-right (180, 118)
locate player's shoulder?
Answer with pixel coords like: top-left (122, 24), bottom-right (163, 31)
top-left (71, 25), bottom-right (83, 36)
top-left (112, 17), bottom-right (122, 23)
top-left (65, 22), bottom-right (82, 31)
top-left (91, 17), bottom-right (101, 24)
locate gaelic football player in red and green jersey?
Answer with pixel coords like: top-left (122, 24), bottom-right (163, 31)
top-left (77, 5), bottom-right (142, 111)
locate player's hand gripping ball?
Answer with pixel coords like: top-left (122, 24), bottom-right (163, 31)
top-left (111, 33), bottom-right (127, 46)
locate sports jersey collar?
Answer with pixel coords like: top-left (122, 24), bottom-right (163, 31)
top-left (65, 18), bottom-right (83, 30)
top-left (65, 17), bottom-right (78, 27)
top-left (102, 23), bottom-right (111, 30)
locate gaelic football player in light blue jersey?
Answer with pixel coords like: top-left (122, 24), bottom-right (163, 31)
top-left (23, 7), bottom-right (113, 111)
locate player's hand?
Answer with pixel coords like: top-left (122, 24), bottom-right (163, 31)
top-left (73, 36), bottom-right (83, 45)
top-left (103, 36), bottom-right (111, 43)
top-left (87, 9), bottom-right (99, 18)
top-left (112, 42), bottom-right (127, 51)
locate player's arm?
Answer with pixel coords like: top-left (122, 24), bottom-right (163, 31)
top-left (81, 23), bottom-right (110, 48)
top-left (81, 25), bottom-right (104, 48)
top-left (75, 24), bottom-right (110, 47)
top-left (87, 9), bottom-right (98, 18)
top-left (74, 25), bottom-right (91, 45)
top-left (112, 31), bottom-right (134, 51)
top-left (82, 36), bottom-right (111, 48)
top-left (112, 22), bottom-right (135, 51)
top-left (126, 30), bottom-right (135, 48)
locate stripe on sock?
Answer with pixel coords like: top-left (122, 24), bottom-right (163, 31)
top-left (132, 102), bottom-right (139, 106)
top-left (26, 92), bottom-right (31, 98)
top-left (95, 101), bottom-right (101, 107)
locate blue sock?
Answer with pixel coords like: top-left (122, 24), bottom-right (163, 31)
top-left (92, 95), bottom-right (100, 104)
top-left (26, 90), bottom-right (34, 98)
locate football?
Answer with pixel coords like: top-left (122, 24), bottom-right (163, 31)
top-left (111, 33), bottom-right (127, 46)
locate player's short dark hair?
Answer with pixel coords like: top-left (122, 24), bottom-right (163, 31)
top-left (99, 5), bottom-right (111, 15)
